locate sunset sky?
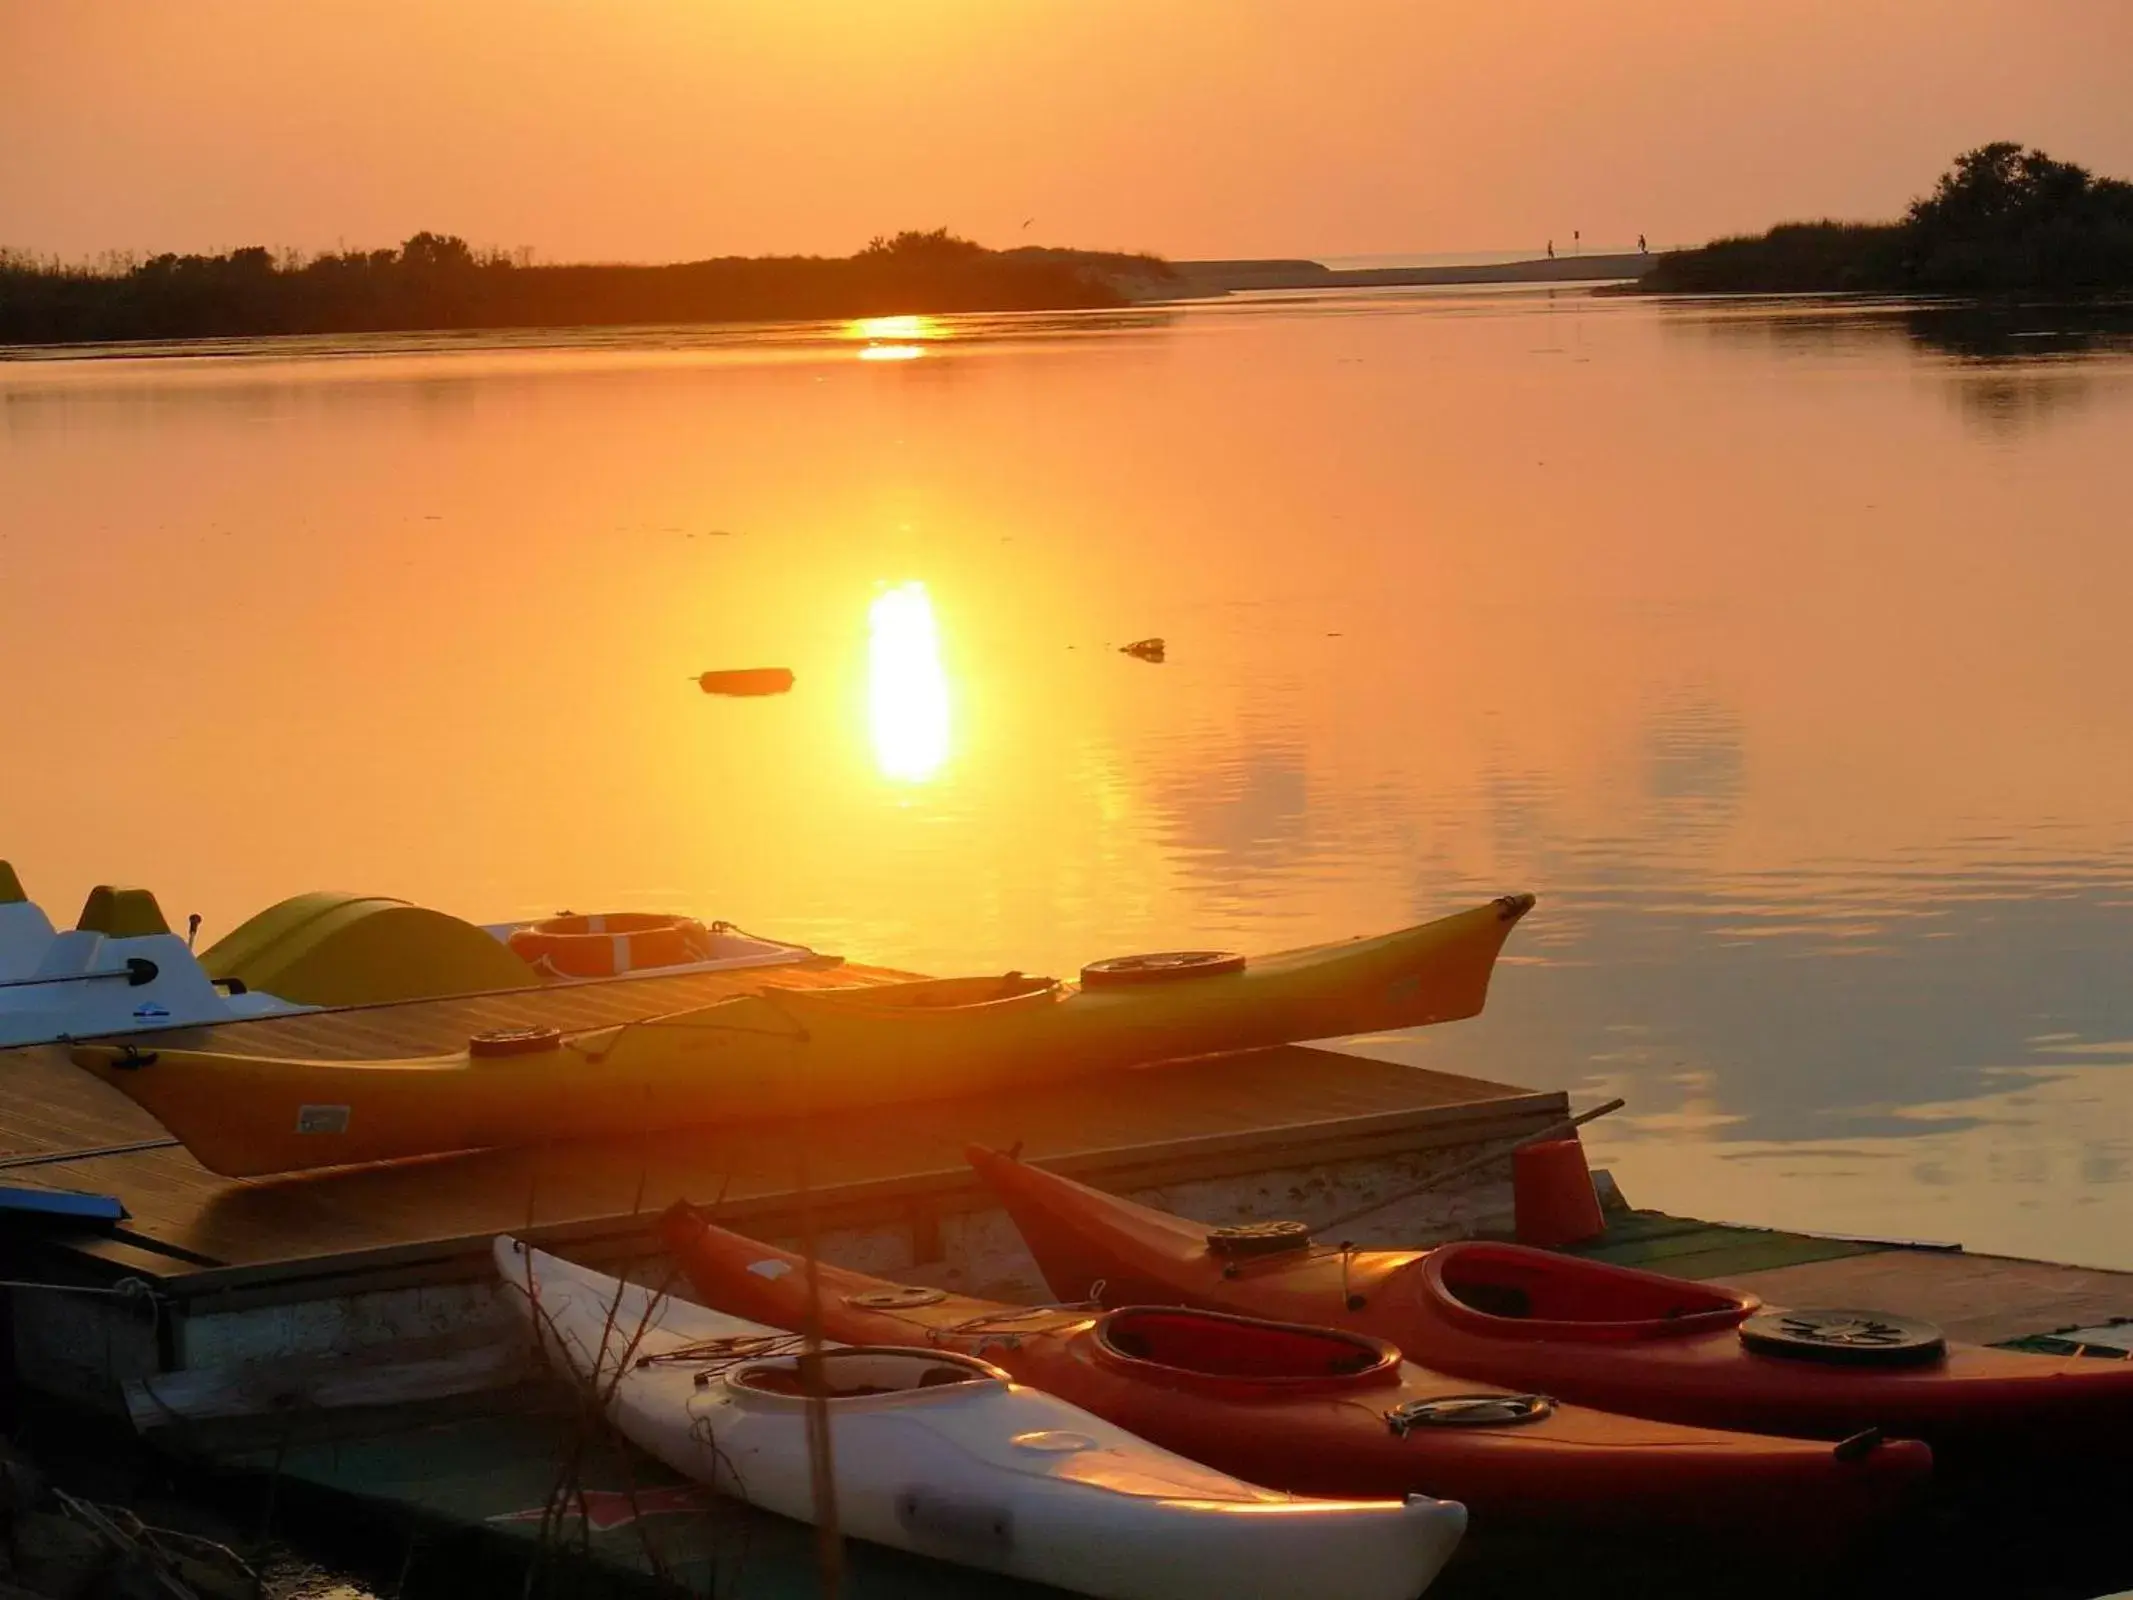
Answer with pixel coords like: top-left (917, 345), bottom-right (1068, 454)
top-left (5, 0), bottom-right (2130, 263)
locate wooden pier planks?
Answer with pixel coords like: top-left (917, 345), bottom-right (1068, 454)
top-left (1725, 1249), bottom-right (2133, 1347)
top-left (116, 1047), bottom-right (1558, 1295)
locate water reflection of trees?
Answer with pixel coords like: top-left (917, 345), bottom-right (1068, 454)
top-left (1669, 298), bottom-right (2133, 433)
top-left (1903, 304), bottom-right (2133, 433)
top-left (1900, 301), bottom-right (2133, 359)
top-left (1674, 297), bottom-right (2133, 359)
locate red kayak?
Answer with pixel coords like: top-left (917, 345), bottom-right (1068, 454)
top-left (662, 1203), bottom-right (1927, 1535)
top-left (967, 1144), bottom-right (2133, 1450)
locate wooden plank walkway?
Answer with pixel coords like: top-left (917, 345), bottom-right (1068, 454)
top-left (1572, 1209), bottom-right (2133, 1349)
top-left (1726, 1250), bottom-right (2133, 1347)
top-left (0, 961), bottom-right (1562, 1304)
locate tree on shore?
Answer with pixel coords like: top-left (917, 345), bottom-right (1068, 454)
top-left (1901, 143), bottom-right (2133, 291)
top-left (859, 228), bottom-right (988, 262)
top-left (397, 231), bottom-right (478, 271)
top-left (1641, 143), bottom-right (2133, 295)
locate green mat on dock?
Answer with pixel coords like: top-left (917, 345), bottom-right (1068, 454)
top-left (1559, 1210), bottom-right (1891, 1280)
top-left (1993, 1318), bottom-right (2133, 1360)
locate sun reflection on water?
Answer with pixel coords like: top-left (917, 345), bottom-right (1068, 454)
top-left (848, 314), bottom-right (942, 363)
top-left (867, 581), bottom-right (950, 783)
top-left (848, 314), bottom-right (938, 342)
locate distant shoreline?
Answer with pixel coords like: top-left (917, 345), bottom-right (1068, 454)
top-left (1150, 253), bottom-right (1654, 298)
top-left (0, 230), bottom-right (1169, 350)
top-left (0, 229), bottom-right (1670, 353)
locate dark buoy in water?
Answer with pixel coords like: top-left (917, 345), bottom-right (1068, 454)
top-left (696, 668), bottom-right (795, 697)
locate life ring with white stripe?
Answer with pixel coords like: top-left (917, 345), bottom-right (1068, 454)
top-left (507, 912), bottom-right (717, 980)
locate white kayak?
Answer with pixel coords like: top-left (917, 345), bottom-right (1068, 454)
top-left (495, 1238), bottom-right (1464, 1600)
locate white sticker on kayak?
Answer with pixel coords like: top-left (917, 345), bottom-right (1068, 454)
top-left (747, 1260), bottom-right (793, 1280)
top-left (296, 1104), bottom-right (351, 1135)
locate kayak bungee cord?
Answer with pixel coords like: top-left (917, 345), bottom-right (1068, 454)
top-left (635, 1331), bottom-right (806, 1373)
top-left (564, 996), bottom-right (814, 1065)
top-left (839, 1296), bottom-right (1107, 1356)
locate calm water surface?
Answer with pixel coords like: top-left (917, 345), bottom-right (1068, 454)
top-left (6, 289), bottom-right (2133, 1267)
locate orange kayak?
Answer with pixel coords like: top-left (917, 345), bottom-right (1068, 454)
top-left (968, 1145), bottom-right (2133, 1451)
top-left (661, 1203), bottom-right (1928, 1534)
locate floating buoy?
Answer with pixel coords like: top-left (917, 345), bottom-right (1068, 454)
top-left (696, 668), bottom-right (795, 697)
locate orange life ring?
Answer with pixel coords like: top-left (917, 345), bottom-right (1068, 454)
top-left (507, 912), bottom-right (716, 980)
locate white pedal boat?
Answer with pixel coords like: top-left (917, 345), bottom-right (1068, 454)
top-left (0, 861), bottom-right (820, 1050)
top-left (0, 875), bottom-right (306, 1050)
top-left (495, 1238), bottom-right (1464, 1600)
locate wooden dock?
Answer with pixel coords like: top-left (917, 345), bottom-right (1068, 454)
top-left (0, 957), bottom-right (1565, 1405)
top-left (9, 960), bottom-right (2133, 1599)
top-left (171, 1198), bottom-right (2133, 1600)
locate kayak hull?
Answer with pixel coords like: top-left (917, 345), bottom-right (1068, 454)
top-left (73, 897), bottom-right (1533, 1177)
top-left (968, 1144), bottom-right (2133, 1451)
top-left (497, 1239), bottom-right (1464, 1600)
top-left (660, 1204), bottom-right (1930, 1536)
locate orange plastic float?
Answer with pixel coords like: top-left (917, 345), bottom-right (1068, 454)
top-left (1512, 1138), bottom-right (1607, 1248)
top-left (504, 912), bottom-right (715, 979)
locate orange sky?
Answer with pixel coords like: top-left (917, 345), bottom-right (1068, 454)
top-left (4, 0), bottom-right (2130, 263)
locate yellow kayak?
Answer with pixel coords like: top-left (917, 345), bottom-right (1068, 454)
top-left (72, 895), bottom-right (1533, 1177)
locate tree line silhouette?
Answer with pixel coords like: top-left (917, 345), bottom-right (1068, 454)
top-left (0, 229), bottom-right (1172, 346)
top-left (1642, 145), bottom-right (2133, 295)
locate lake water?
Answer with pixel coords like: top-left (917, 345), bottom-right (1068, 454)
top-left (6, 288), bottom-right (2132, 1269)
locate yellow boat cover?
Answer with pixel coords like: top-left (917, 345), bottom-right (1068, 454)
top-left (202, 892), bottom-right (537, 1007)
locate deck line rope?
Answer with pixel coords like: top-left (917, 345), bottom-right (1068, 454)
top-left (0, 1138), bottom-right (181, 1171)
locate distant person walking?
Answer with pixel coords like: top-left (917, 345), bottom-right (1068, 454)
top-left (1572, 230), bottom-right (1580, 254)
top-left (1546, 239), bottom-right (1555, 259)
top-left (1638, 233), bottom-right (1648, 253)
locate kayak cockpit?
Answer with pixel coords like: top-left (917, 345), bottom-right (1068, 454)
top-left (1419, 1241), bottom-right (1756, 1341)
top-left (1093, 1306), bottom-right (1401, 1395)
top-left (727, 1346), bottom-right (1007, 1402)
